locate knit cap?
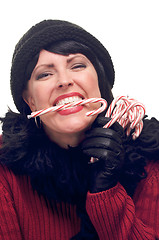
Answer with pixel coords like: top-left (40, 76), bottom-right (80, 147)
top-left (11, 19), bottom-right (115, 113)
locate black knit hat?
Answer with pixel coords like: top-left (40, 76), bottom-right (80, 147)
top-left (11, 19), bottom-right (115, 113)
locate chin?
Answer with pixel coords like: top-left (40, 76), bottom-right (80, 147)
top-left (61, 122), bottom-right (90, 134)
top-left (64, 115), bottom-right (95, 131)
top-left (42, 111), bottom-right (96, 136)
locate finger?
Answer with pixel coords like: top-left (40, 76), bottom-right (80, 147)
top-left (82, 147), bottom-right (119, 162)
top-left (81, 138), bottom-right (122, 154)
top-left (92, 117), bottom-right (124, 135)
top-left (109, 121), bottom-right (124, 135)
top-left (85, 128), bottom-right (123, 144)
top-left (93, 116), bottom-right (111, 127)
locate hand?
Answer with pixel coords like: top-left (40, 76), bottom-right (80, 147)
top-left (81, 116), bottom-right (125, 193)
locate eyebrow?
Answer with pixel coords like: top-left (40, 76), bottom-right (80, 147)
top-left (66, 54), bottom-right (86, 63)
top-left (32, 64), bottom-right (54, 75)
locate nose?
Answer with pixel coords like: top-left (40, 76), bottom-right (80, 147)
top-left (58, 81), bottom-right (73, 88)
top-left (57, 70), bottom-right (74, 89)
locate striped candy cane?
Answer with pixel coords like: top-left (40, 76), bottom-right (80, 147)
top-left (105, 96), bottom-right (145, 140)
top-left (27, 98), bottom-right (108, 119)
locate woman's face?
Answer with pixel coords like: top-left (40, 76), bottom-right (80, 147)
top-left (24, 50), bottom-right (101, 146)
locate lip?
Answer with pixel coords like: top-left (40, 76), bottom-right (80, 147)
top-left (53, 92), bottom-right (84, 106)
top-left (58, 105), bottom-right (83, 115)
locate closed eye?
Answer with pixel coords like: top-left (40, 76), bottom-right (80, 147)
top-left (36, 72), bottom-right (52, 80)
top-left (71, 64), bottom-right (86, 71)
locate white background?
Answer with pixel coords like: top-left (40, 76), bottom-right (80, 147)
top-left (0, 0), bottom-right (159, 132)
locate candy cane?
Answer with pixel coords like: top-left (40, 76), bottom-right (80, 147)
top-left (105, 96), bottom-right (146, 140)
top-left (27, 98), bottom-right (108, 119)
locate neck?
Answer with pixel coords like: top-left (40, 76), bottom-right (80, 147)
top-left (44, 129), bottom-right (85, 149)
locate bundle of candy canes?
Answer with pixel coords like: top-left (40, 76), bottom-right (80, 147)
top-left (27, 96), bottom-right (145, 140)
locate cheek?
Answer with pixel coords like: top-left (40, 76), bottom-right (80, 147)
top-left (84, 72), bottom-right (101, 97)
top-left (28, 81), bottom-right (53, 109)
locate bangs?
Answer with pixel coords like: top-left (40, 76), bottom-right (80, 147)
top-left (45, 40), bottom-right (98, 67)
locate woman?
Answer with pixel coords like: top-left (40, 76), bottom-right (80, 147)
top-left (0, 19), bottom-right (159, 239)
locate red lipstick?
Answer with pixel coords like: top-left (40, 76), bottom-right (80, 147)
top-left (53, 92), bottom-right (84, 116)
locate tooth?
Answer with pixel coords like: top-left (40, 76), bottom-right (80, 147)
top-left (70, 97), bottom-right (74, 103)
top-left (56, 96), bottom-right (83, 106)
top-left (60, 99), bottom-right (64, 105)
top-left (66, 98), bottom-right (69, 103)
top-left (73, 96), bottom-right (76, 102)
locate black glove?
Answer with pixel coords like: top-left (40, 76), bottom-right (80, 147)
top-left (81, 116), bottom-right (125, 193)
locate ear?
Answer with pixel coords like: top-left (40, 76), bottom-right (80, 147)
top-left (22, 90), bottom-right (36, 112)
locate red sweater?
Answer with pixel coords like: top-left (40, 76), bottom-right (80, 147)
top-left (0, 160), bottom-right (158, 240)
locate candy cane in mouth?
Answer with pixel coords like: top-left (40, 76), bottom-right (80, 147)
top-left (27, 98), bottom-right (108, 119)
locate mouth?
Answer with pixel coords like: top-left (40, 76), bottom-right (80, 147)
top-left (53, 92), bottom-right (84, 107)
top-left (53, 92), bottom-right (85, 116)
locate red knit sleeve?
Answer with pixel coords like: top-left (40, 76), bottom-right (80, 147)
top-left (0, 165), bottom-right (23, 240)
top-left (86, 161), bottom-right (159, 240)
